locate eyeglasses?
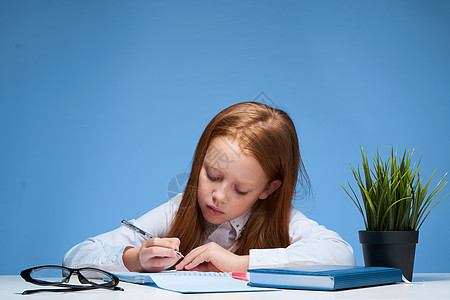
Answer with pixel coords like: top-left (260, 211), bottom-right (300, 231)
top-left (20, 265), bottom-right (124, 295)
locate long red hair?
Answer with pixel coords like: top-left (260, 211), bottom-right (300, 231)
top-left (167, 102), bottom-right (309, 255)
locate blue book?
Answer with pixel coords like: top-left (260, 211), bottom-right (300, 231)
top-left (248, 265), bottom-right (403, 291)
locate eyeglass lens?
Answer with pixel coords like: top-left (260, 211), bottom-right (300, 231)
top-left (30, 267), bottom-right (113, 286)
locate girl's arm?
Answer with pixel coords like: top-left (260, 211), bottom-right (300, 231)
top-left (174, 207), bottom-right (354, 272)
top-left (248, 207), bottom-right (356, 268)
top-left (63, 194), bottom-right (182, 272)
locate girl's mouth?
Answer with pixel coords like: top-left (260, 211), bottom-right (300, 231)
top-left (206, 205), bottom-right (224, 216)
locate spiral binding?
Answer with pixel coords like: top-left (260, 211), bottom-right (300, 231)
top-left (159, 271), bottom-right (229, 277)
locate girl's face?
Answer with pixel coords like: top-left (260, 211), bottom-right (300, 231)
top-left (197, 137), bottom-right (281, 225)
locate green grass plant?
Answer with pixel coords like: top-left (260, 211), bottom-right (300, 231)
top-left (341, 147), bottom-right (448, 231)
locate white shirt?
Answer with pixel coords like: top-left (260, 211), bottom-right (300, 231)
top-left (63, 193), bottom-right (356, 272)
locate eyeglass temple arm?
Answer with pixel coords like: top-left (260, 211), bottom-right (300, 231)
top-left (22, 286), bottom-right (124, 295)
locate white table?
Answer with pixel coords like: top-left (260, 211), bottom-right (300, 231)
top-left (1, 274), bottom-right (449, 300)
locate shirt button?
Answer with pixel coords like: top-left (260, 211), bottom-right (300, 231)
top-left (256, 255), bottom-right (263, 262)
top-left (101, 258), bottom-right (106, 264)
top-left (111, 255), bottom-right (117, 263)
top-left (273, 257), bottom-right (279, 263)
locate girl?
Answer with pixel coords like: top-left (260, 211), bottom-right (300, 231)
top-left (63, 102), bottom-right (356, 273)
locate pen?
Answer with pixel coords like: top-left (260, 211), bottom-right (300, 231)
top-left (121, 219), bottom-right (185, 259)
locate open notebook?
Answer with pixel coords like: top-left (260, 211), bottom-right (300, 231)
top-left (113, 270), bottom-right (276, 293)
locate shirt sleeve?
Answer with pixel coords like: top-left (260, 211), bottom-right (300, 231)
top-left (62, 194), bottom-right (182, 272)
top-left (249, 207), bottom-right (356, 268)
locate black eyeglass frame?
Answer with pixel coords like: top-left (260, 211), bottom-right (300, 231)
top-left (20, 265), bottom-right (123, 294)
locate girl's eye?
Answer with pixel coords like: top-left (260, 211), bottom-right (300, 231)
top-left (204, 166), bottom-right (248, 195)
top-left (206, 172), bottom-right (220, 181)
top-left (235, 187), bottom-right (248, 195)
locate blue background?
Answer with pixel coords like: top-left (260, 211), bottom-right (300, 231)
top-left (1, 0), bottom-right (449, 275)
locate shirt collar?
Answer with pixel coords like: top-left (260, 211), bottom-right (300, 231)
top-left (204, 210), bottom-right (251, 241)
top-left (229, 209), bottom-right (251, 241)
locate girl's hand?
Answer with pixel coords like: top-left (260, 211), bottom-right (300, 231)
top-left (175, 242), bottom-right (249, 272)
top-left (123, 237), bottom-right (181, 272)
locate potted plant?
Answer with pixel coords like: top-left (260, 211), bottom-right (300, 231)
top-left (341, 147), bottom-right (448, 281)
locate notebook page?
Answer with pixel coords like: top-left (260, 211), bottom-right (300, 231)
top-left (113, 270), bottom-right (276, 293)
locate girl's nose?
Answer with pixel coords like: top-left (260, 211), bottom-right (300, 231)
top-left (212, 186), bottom-right (227, 205)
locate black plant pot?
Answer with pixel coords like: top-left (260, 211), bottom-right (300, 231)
top-left (359, 231), bottom-right (419, 281)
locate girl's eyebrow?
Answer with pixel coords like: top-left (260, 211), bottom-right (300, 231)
top-left (204, 163), bottom-right (222, 175)
top-left (237, 181), bottom-right (256, 188)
